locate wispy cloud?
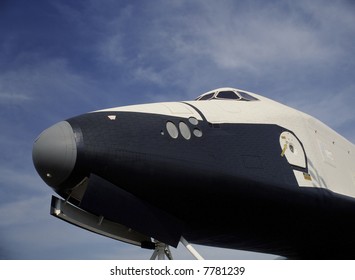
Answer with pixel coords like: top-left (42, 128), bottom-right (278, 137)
top-left (0, 92), bottom-right (31, 104)
top-left (133, 66), bottom-right (165, 86)
top-left (0, 196), bottom-right (49, 227)
top-left (76, 0), bottom-right (354, 100)
top-left (0, 55), bottom-right (100, 121)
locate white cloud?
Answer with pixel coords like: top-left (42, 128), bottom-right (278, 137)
top-left (0, 195), bottom-right (51, 227)
top-left (95, 5), bottom-right (134, 66)
top-left (84, 0), bottom-right (354, 97)
top-left (168, 1), bottom-right (343, 73)
top-left (0, 55), bottom-right (99, 117)
top-left (0, 92), bottom-right (31, 103)
top-left (40, 0), bottom-right (355, 98)
top-left (133, 67), bottom-right (164, 86)
top-left (0, 168), bottom-right (43, 193)
top-left (99, 33), bottom-right (126, 65)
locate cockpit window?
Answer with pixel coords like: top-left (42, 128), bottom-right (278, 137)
top-left (198, 92), bottom-right (215, 100)
top-left (237, 91), bottom-right (259, 101)
top-left (195, 88), bottom-right (259, 101)
top-left (216, 91), bottom-right (240, 100)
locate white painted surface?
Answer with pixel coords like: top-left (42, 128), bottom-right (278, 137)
top-left (95, 88), bottom-right (355, 198)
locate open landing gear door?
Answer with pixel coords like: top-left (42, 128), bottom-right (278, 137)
top-left (51, 196), bottom-right (152, 247)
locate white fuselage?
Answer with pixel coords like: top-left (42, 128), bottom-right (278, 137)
top-left (98, 90), bottom-right (355, 198)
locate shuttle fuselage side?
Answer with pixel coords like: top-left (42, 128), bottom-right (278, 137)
top-left (97, 95), bottom-right (355, 198)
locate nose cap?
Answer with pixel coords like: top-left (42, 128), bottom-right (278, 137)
top-left (33, 121), bottom-right (77, 188)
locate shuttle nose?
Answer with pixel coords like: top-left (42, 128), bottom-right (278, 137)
top-left (32, 121), bottom-right (77, 188)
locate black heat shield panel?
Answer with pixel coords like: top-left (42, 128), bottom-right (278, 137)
top-left (79, 173), bottom-right (183, 247)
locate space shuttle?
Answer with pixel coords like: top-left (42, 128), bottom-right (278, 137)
top-left (32, 87), bottom-right (355, 259)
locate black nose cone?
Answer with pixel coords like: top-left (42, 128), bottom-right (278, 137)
top-left (33, 121), bottom-right (77, 188)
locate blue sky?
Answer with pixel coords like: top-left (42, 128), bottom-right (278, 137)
top-left (0, 0), bottom-right (354, 259)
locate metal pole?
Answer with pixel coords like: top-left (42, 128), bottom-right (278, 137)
top-left (180, 236), bottom-right (204, 260)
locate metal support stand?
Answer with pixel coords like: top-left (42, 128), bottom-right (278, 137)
top-left (149, 237), bottom-right (204, 260)
top-left (150, 241), bottom-right (173, 260)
